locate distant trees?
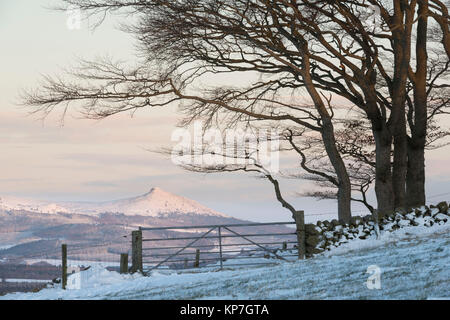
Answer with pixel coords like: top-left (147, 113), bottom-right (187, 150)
top-left (23, 1), bottom-right (449, 222)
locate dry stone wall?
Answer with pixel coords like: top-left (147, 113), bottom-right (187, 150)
top-left (303, 201), bottom-right (449, 257)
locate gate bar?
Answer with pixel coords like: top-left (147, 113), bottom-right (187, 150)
top-left (142, 232), bottom-right (296, 242)
top-left (140, 222), bottom-right (295, 231)
top-left (142, 241), bottom-right (298, 251)
top-left (223, 227), bottom-right (287, 261)
top-left (146, 227), bottom-right (216, 274)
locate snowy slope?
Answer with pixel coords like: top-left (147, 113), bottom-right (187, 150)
top-left (4, 220), bottom-right (449, 300)
top-left (0, 196), bottom-right (71, 214)
top-left (62, 188), bottom-right (228, 217)
top-left (0, 188), bottom-right (228, 217)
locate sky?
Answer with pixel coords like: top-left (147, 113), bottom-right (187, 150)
top-left (1, 0), bottom-right (449, 223)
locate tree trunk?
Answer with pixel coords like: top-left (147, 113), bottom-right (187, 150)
top-left (390, 0), bottom-right (413, 212)
top-left (298, 47), bottom-right (352, 223)
top-left (406, 0), bottom-right (428, 209)
top-left (373, 126), bottom-right (395, 217)
top-left (321, 119), bottom-right (352, 224)
top-left (406, 142), bottom-right (426, 208)
top-left (336, 181), bottom-right (352, 224)
top-left (392, 121), bottom-right (408, 211)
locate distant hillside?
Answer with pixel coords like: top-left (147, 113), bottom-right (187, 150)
top-left (0, 187), bottom-right (228, 217)
top-left (0, 188), bottom-right (293, 262)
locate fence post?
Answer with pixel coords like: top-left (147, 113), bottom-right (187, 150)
top-left (194, 249), bottom-right (200, 268)
top-left (61, 244), bottom-right (67, 290)
top-left (282, 242), bottom-right (287, 251)
top-left (184, 258), bottom-right (188, 269)
top-left (218, 227), bottom-right (223, 270)
top-left (131, 229), bottom-right (143, 274)
top-left (120, 253), bottom-right (129, 274)
top-left (294, 211), bottom-right (306, 259)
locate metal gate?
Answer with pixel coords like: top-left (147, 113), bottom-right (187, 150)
top-left (131, 219), bottom-right (305, 274)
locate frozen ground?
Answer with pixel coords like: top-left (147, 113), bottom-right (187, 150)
top-left (2, 221), bottom-right (449, 300)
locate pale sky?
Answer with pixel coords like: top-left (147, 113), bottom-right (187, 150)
top-left (1, 0), bottom-right (449, 223)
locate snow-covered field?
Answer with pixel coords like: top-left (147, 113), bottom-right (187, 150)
top-left (3, 221), bottom-right (449, 300)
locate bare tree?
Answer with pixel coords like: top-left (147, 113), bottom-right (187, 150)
top-left (23, 1), bottom-right (358, 222)
top-left (22, 0), bottom-right (450, 221)
top-left (170, 126), bottom-right (301, 219)
top-left (290, 130), bottom-right (376, 213)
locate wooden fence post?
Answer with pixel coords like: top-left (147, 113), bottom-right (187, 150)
top-left (218, 227), bottom-right (223, 270)
top-left (131, 230), bottom-right (143, 274)
top-left (194, 249), bottom-right (200, 268)
top-left (184, 258), bottom-right (188, 269)
top-left (120, 253), bottom-right (129, 274)
top-left (282, 242), bottom-right (287, 251)
top-left (61, 244), bottom-right (67, 290)
top-left (294, 211), bottom-right (306, 259)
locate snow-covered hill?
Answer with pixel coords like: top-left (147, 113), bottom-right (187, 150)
top-left (0, 188), bottom-right (289, 262)
top-left (0, 188), bottom-right (228, 218)
top-left (3, 217), bottom-right (449, 300)
top-left (0, 196), bottom-right (72, 214)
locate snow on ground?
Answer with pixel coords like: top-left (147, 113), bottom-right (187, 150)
top-left (23, 259), bottom-right (120, 268)
top-left (0, 245), bottom-right (16, 250)
top-left (3, 220), bottom-right (449, 300)
top-left (4, 279), bottom-right (51, 283)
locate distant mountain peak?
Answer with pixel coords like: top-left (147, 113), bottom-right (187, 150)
top-left (144, 187), bottom-right (171, 199)
top-left (0, 188), bottom-right (228, 218)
